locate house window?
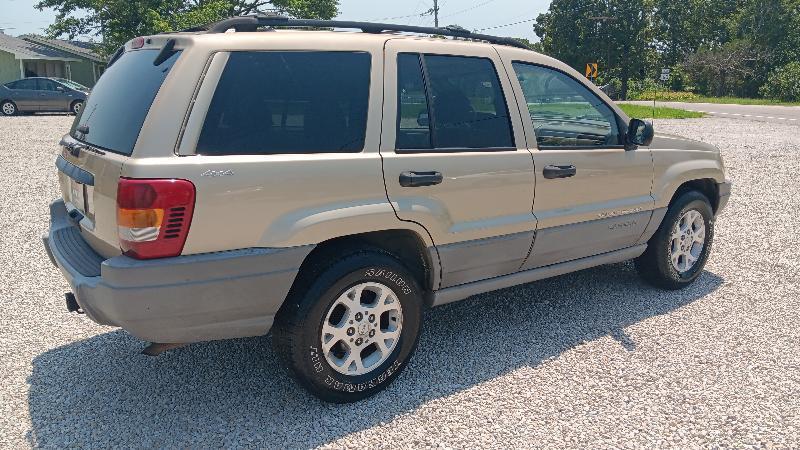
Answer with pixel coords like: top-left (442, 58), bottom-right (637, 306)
top-left (23, 60), bottom-right (66, 78)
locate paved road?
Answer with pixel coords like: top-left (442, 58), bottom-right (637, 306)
top-left (623, 100), bottom-right (800, 124)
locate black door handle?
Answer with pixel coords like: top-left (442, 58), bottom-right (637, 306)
top-left (399, 171), bottom-right (443, 187)
top-left (543, 164), bottom-right (577, 179)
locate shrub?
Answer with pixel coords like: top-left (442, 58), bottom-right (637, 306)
top-left (760, 62), bottom-right (800, 102)
top-left (627, 78), bottom-right (699, 101)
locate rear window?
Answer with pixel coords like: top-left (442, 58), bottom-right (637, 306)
top-left (196, 51), bottom-right (371, 155)
top-left (71, 49), bottom-right (181, 155)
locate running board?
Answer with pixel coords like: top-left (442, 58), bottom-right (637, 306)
top-left (429, 245), bottom-right (647, 307)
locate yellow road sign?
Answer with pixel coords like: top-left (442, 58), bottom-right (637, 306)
top-left (585, 63), bottom-right (598, 79)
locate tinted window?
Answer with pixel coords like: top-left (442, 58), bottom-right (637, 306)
top-left (426, 55), bottom-right (514, 149)
top-left (396, 54), bottom-right (514, 150)
top-left (197, 51), bottom-right (372, 155)
top-left (38, 79), bottom-right (57, 91)
top-left (397, 54), bottom-right (432, 149)
top-left (512, 62), bottom-right (620, 148)
top-left (71, 49), bottom-right (181, 155)
top-left (8, 79), bottom-right (36, 90)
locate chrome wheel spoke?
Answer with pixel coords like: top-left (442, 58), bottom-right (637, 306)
top-left (344, 351), bottom-right (364, 374)
top-left (372, 289), bottom-right (398, 315)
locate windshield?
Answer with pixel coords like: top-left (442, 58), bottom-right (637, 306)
top-left (70, 49), bottom-right (181, 155)
top-left (56, 78), bottom-right (89, 91)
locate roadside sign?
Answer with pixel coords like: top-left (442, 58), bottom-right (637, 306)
top-left (585, 63), bottom-right (599, 79)
top-left (660, 68), bottom-right (671, 82)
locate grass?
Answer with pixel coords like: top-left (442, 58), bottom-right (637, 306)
top-left (618, 103), bottom-right (706, 119)
top-left (632, 93), bottom-right (800, 107)
top-left (681, 96), bottom-right (800, 107)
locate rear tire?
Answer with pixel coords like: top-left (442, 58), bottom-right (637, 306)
top-left (635, 191), bottom-right (714, 290)
top-left (272, 249), bottom-right (423, 403)
top-left (70, 100), bottom-right (83, 115)
top-left (1, 101), bottom-right (17, 116)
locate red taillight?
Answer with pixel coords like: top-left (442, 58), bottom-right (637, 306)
top-left (117, 178), bottom-right (195, 259)
top-left (131, 37), bottom-right (145, 49)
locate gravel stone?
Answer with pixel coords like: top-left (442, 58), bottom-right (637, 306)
top-left (0, 115), bottom-right (798, 448)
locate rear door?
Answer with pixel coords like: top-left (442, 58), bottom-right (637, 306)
top-left (502, 58), bottom-right (655, 269)
top-left (60, 48), bottom-right (182, 258)
top-left (380, 40), bottom-right (536, 288)
top-left (6, 79), bottom-right (39, 110)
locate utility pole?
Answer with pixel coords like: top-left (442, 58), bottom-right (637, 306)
top-left (427, 0), bottom-right (440, 28)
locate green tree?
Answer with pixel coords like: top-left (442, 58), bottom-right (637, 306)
top-left (760, 61), bottom-right (800, 101)
top-left (534, 0), bottom-right (652, 99)
top-left (36, 0), bottom-right (339, 56)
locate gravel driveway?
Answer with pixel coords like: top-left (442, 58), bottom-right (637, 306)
top-left (1, 115), bottom-right (798, 448)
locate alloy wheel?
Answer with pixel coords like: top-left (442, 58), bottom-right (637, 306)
top-left (321, 282), bottom-right (403, 376)
top-left (669, 209), bottom-right (706, 273)
top-left (1, 102), bottom-right (15, 116)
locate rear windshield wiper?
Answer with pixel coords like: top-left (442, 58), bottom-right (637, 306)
top-left (153, 39), bottom-right (177, 66)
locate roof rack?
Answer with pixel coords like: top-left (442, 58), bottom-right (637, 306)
top-left (184, 14), bottom-right (530, 50)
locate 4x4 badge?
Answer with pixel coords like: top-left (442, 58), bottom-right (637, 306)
top-left (201, 169), bottom-right (234, 177)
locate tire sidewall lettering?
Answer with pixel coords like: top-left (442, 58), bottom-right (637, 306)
top-left (364, 268), bottom-right (413, 295)
top-left (317, 358), bottom-right (402, 393)
top-left (301, 262), bottom-right (421, 397)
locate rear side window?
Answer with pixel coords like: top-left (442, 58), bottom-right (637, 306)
top-left (196, 51), bottom-right (372, 155)
top-left (71, 49), bottom-right (180, 155)
top-left (7, 79), bottom-right (36, 90)
top-left (396, 53), bottom-right (514, 151)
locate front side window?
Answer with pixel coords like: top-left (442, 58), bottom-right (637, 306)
top-left (197, 51), bottom-right (372, 155)
top-left (37, 79), bottom-right (58, 91)
top-left (396, 53), bottom-right (514, 150)
top-left (512, 62), bottom-right (620, 149)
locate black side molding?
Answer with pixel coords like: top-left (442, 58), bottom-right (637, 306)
top-left (56, 155), bottom-right (94, 186)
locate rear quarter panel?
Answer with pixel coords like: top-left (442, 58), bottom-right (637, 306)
top-left (123, 34), bottom-right (434, 254)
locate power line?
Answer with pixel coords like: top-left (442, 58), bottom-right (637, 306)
top-left (369, 12), bottom-right (428, 22)
top-left (441, 0), bottom-right (500, 19)
top-left (476, 17), bottom-right (537, 32)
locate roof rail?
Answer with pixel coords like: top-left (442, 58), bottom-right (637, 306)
top-left (185, 14), bottom-right (530, 50)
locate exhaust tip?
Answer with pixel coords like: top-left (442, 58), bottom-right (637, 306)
top-left (142, 342), bottom-right (186, 356)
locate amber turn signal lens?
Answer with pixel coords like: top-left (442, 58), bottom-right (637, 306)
top-left (117, 208), bottom-right (164, 229)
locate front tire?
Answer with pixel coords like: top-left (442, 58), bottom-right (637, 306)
top-left (272, 249), bottom-right (423, 403)
top-left (1, 101), bottom-right (17, 116)
top-left (635, 191), bottom-right (715, 290)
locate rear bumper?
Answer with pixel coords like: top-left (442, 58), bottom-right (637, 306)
top-left (717, 181), bottom-right (733, 214)
top-left (43, 200), bottom-right (313, 343)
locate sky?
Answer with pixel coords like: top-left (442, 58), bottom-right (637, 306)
top-left (0, 0), bottom-right (550, 42)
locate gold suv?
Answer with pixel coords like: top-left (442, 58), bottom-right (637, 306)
top-left (43, 15), bottom-right (731, 402)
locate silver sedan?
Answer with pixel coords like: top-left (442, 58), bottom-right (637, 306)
top-left (0, 77), bottom-right (89, 116)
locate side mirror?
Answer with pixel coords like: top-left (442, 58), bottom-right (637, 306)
top-left (417, 111), bottom-right (430, 127)
top-left (626, 118), bottom-right (654, 148)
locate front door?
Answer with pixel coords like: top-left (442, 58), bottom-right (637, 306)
top-left (380, 40), bottom-right (537, 289)
top-left (36, 78), bottom-right (67, 111)
top-left (502, 59), bottom-right (655, 270)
